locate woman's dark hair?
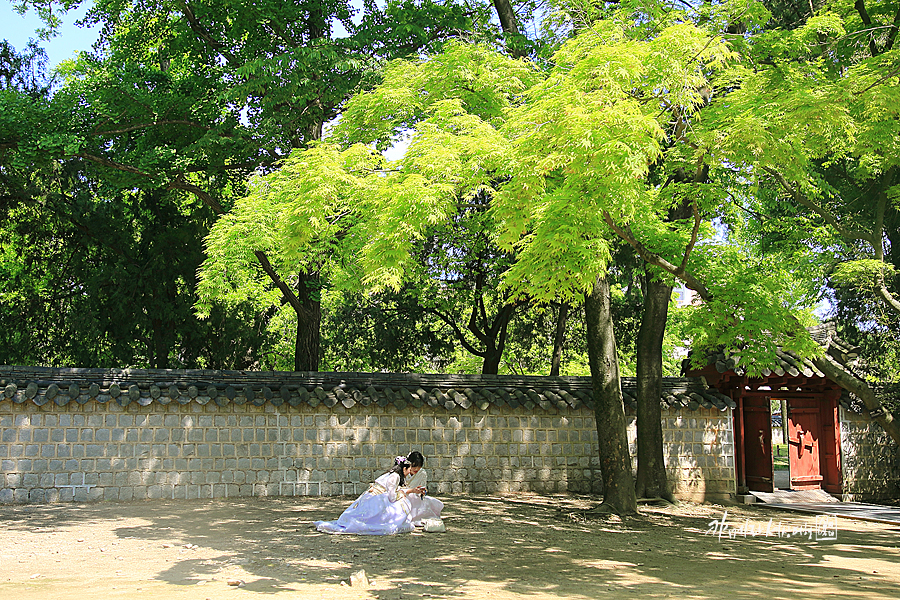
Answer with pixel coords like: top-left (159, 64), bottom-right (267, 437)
top-left (407, 451), bottom-right (425, 468)
top-left (388, 455), bottom-right (411, 486)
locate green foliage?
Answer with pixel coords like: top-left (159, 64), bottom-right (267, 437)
top-left (334, 41), bottom-right (540, 150)
top-left (832, 259), bottom-right (896, 291)
top-left (0, 177), bottom-right (271, 368)
top-left (229, 10), bottom-right (834, 377)
top-left (681, 248), bottom-right (822, 376)
top-left (0, 39), bottom-right (53, 96)
top-left (697, 1), bottom-right (900, 386)
top-left (4, 0), bottom-right (491, 370)
top-left (495, 20), bottom-right (735, 304)
top-left (16, 0), bottom-right (897, 381)
top-left (321, 287), bottom-right (455, 373)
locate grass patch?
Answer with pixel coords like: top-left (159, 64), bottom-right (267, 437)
top-left (773, 443), bottom-right (789, 470)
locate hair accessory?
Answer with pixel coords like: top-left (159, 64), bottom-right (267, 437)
top-left (394, 455), bottom-right (410, 467)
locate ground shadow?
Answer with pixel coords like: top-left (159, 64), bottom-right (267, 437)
top-left (2, 494), bottom-right (899, 599)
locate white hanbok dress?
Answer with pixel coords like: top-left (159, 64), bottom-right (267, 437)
top-left (403, 469), bottom-right (444, 526)
top-left (314, 472), bottom-right (415, 535)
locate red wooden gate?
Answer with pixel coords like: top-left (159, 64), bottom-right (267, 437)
top-left (786, 395), bottom-right (841, 491)
top-left (742, 394), bottom-right (774, 492)
top-left (788, 407), bottom-right (822, 489)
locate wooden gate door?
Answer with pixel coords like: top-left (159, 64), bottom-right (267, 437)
top-left (743, 395), bottom-right (774, 492)
top-left (788, 399), bottom-right (823, 490)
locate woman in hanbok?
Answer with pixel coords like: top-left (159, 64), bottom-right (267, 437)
top-left (315, 456), bottom-right (419, 535)
top-left (402, 451), bottom-right (444, 527)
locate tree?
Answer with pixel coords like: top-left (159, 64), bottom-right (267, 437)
top-left (221, 17), bottom-right (736, 512)
top-left (199, 3), bottom-right (900, 510)
top-left (12, 0), bottom-right (480, 370)
top-left (198, 40), bottom-right (541, 373)
top-left (321, 286), bottom-right (455, 372)
top-left (412, 191), bottom-right (525, 374)
top-left (688, 0), bottom-right (900, 442)
top-left (634, 267), bottom-right (676, 501)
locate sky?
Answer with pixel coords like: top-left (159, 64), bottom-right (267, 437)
top-left (1, 1), bottom-right (100, 67)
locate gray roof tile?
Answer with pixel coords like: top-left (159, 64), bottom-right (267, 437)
top-left (1, 366), bottom-right (732, 412)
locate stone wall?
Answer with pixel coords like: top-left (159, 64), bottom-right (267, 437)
top-left (659, 409), bottom-right (735, 501)
top-left (0, 367), bottom-right (736, 504)
top-left (840, 408), bottom-right (900, 501)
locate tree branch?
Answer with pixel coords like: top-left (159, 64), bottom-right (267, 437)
top-left (252, 250), bottom-right (303, 314)
top-left (764, 167), bottom-right (875, 244)
top-left (872, 168), bottom-right (900, 313)
top-left (467, 300), bottom-right (488, 345)
top-left (425, 306), bottom-right (485, 357)
top-left (183, 160), bottom-right (273, 174)
top-left (602, 210), bottom-right (712, 300)
top-left (886, 5), bottom-right (900, 52)
top-left (811, 350), bottom-right (899, 444)
top-left (492, 0), bottom-right (527, 59)
top-left (487, 300), bottom-right (519, 341)
top-left (93, 120), bottom-right (211, 136)
top-left (76, 153), bottom-right (154, 178)
top-left (174, 1), bottom-right (241, 66)
top-left (678, 197), bottom-right (702, 274)
top-left (165, 179), bottom-right (226, 214)
top-left (875, 281), bottom-right (900, 313)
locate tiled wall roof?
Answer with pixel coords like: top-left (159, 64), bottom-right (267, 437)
top-left (0, 366), bottom-right (735, 412)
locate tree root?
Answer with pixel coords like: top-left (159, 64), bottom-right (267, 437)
top-left (636, 496), bottom-right (677, 506)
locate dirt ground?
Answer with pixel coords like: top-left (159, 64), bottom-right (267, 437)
top-left (1, 494), bottom-right (898, 600)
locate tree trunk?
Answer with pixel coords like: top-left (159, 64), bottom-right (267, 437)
top-left (151, 317), bottom-right (170, 369)
top-left (780, 399), bottom-right (789, 444)
top-left (634, 274), bottom-right (675, 501)
top-left (584, 275), bottom-right (638, 515)
top-left (482, 347), bottom-right (503, 375)
top-left (492, 0), bottom-right (527, 58)
top-left (294, 271), bottom-right (321, 371)
top-left (550, 302), bottom-right (569, 376)
top-left (479, 306), bottom-right (512, 374)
